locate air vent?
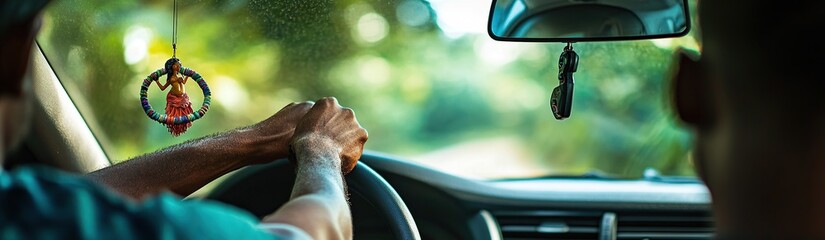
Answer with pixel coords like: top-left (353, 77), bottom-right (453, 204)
top-left (616, 211), bottom-right (714, 240)
top-left (493, 210), bottom-right (603, 240)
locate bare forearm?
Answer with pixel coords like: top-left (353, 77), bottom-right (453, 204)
top-left (86, 101), bottom-right (309, 200)
top-left (87, 130), bottom-right (263, 200)
top-left (262, 176), bottom-right (350, 240)
top-left (262, 143), bottom-right (352, 240)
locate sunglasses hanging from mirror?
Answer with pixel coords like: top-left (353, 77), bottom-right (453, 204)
top-left (139, 0), bottom-right (212, 137)
top-left (551, 42), bottom-right (578, 120)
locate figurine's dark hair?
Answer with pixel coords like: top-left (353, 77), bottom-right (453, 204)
top-left (164, 57), bottom-right (180, 81)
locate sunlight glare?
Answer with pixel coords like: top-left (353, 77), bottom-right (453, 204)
top-left (123, 26), bottom-right (152, 65)
top-left (474, 37), bottom-right (523, 66)
top-left (427, 0), bottom-right (490, 38)
top-left (651, 38), bottom-right (673, 49)
top-left (357, 13), bottom-right (389, 43)
top-left (357, 55), bottom-right (392, 87)
top-left (213, 76), bottom-right (249, 112)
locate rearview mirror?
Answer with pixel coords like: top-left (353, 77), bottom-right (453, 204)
top-left (487, 0), bottom-right (690, 42)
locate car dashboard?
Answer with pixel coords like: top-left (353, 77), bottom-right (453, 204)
top-left (358, 153), bottom-right (714, 240)
top-left (205, 151), bottom-right (713, 240)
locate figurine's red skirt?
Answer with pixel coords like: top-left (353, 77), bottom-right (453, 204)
top-left (165, 92), bottom-right (193, 136)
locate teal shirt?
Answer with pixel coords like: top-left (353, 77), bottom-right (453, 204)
top-left (0, 166), bottom-right (306, 240)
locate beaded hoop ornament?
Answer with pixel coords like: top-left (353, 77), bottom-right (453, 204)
top-left (140, 67), bottom-right (211, 125)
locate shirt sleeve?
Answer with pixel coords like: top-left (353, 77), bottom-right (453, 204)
top-left (1, 167), bottom-right (309, 240)
top-left (147, 194), bottom-right (311, 240)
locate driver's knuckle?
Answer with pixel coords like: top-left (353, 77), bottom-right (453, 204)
top-left (316, 97), bottom-right (333, 106)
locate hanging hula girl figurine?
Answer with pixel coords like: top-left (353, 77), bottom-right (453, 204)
top-left (139, 0), bottom-right (211, 136)
top-left (158, 58), bottom-right (192, 135)
top-left (140, 58), bottom-right (211, 137)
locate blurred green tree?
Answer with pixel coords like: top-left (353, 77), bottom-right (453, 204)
top-left (37, 0), bottom-right (698, 179)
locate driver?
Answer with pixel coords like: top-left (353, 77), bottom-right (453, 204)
top-left (0, 1), bottom-right (366, 239)
top-left (670, 1), bottom-right (825, 238)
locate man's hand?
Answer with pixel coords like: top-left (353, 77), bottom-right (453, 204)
top-left (234, 101), bottom-right (314, 165)
top-left (291, 97), bottom-right (368, 174)
top-left (263, 97), bottom-right (365, 240)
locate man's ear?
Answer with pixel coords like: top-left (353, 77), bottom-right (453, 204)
top-left (671, 50), bottom-right (713, 128)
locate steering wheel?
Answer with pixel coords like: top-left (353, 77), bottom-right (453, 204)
top-left (204, 159), bottom-right (421, 240)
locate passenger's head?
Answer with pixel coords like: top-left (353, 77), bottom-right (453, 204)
top-left (671, 0), bottom-right (825, 236)
top-left (0, 0), bottom-right (51, 156)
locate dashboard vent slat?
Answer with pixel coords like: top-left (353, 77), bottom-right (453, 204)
top-left (493, 211), bottom-right (602, 240)
top-left (616, 211), bottom-right (715, 240)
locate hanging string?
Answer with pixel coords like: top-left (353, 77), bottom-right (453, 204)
top-left (172, 0), bottom-right (178, 57)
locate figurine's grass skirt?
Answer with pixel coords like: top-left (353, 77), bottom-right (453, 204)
top-left (165, 92), bottom-right (193, 136)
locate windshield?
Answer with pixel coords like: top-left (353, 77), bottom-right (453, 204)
top-left (36, 0), bottom-right (699, 180)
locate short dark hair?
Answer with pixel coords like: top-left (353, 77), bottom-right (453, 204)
top-left (0, 0), bottom-right (51, 96)
top-left (0, 0), bottom-right (51, 37)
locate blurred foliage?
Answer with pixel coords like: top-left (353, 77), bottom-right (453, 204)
top-left (37, 0), bottom-right (700, 179)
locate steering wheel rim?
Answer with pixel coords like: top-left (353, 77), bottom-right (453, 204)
top-left (204, 160), bottom-right (421, 240)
